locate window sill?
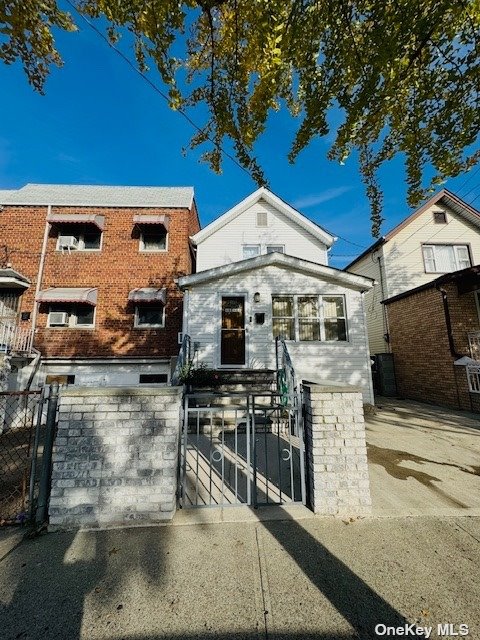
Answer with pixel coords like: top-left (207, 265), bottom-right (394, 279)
top-left (133, 325), bottom-right (165, 330)
top-left (46, 326), bottom-right (96, 330)
top-left (55, 249), bottom-right (102, 253)
top-left (138, 249), bottom-right (168, 254)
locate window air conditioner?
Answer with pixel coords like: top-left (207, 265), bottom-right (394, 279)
top-left (58, 235), bottom-right (79, 250)
top-left (48, 311), bottom-right (69, 326)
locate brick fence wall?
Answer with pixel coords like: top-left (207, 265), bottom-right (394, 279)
top-left (49, 386), bottom-right (182, 528)
top-left (303, 382), bottom-right (371, 516)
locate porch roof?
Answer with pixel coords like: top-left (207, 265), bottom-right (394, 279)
top-left (0, 268), bottom-right (31, 289)
top-left (178, 252), bottom-right (374, 292)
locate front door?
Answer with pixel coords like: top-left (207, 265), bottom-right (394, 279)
top-left (221, 296), bottom-right (246, 366)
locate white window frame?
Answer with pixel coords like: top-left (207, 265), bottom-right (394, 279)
top-left (266, 245), bottom-right (285, 254)
top-left (242, 244), bottom-right (261, 259)
top-left (271, 294), bottom-right (348, 342)
top-left (422, 244), bottom-right (471, 273)
top-left (56, 226), bottom-right (103, 252)
top-left (134, 304), bottom-right (166, 328)
top-left (139, 227), bottom-right (168, 253)
top-left (47, 305), bottom-right (96, 329)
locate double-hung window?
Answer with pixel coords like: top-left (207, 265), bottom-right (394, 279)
top-left (48, 304), bottom-right (95, 328)
top-left (242, 244), bottom-right (285, 259)
top-left (422, 244), bottom-right (471, 273)
top-left (134, 305), bottom-right (165, 328)
top-left (272, 295), bottom-right (347, 342)
top-left (242, 245), bottom-right (261, 259)
top-left (140, 228), bottom-right (167, 252)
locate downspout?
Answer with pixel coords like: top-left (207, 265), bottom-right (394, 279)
top-left (435, 284), bottom-right (463, 359)
top-left (24, 206), bottom-right (51, 389)
top-left (376, 254), bottom-right (390, 351)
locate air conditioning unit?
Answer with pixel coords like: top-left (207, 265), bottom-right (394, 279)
top-left (48, 312), bottom-right (69, 326)
top-left (58, 235), bottom-right (79, 250)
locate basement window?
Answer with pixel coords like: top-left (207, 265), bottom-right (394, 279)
top-left (139, 374), bottom-right (168, 384)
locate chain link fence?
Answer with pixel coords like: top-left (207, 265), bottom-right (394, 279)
top-left (0, 390), bottom-right (44, 525)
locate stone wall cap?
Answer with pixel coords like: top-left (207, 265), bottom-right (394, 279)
top-left (59, 386), bottom-right (183, 397)
top-left (302, 380), bottom-right (362, 393)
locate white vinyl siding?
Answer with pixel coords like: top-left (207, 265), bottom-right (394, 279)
top-left (196, 198), bottom-right (328, 271)
top-left (347, 250), bottom-right (387, 356)
top-left (383, 203), bottom-right (480, 297)
top-left (183, 264), bottom-right (373, 403)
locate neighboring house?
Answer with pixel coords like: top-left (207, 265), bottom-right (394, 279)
top-left (345, 189), bottom-right (480, 360)
top-left (384, 266), bottom-right (480, 412)
top-left (0, 183), bottom-right (199, 388)
top-left (179, 187), bottom-right (375, 403)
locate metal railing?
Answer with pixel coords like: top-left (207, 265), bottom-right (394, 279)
top-left (466, 364), bottom-right (480, 393)
top-left (0, 321), bottom-right (34, 354)
top-left (468, 331), bottom-right (480, 361)
top-left (171, 334), bottom-right (191, 385)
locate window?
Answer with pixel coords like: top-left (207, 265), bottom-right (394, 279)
top-left (139, 373), bottom-right (168, 384)
top-left (0, 292), bottom-right (20, 322)
top-left (272, 295), bottom-right (347, 342)
top-left (256, 211), bottom-right (268, 227)
top-left (433, 211), bottom-right (447, 224)
top-left (140, 228), bottom-right (167, 252)
top-left (242, 245), bottom-right (261, 259)
top-left (272, 296), bottom-right (295, 340)
top-left (422, 244), bottom-right (471, 273)
top-left (135, 304), bottom-right (165, 328)
top-left (266, 245), bottom-right (285, 254)
top-left (45, 374), bottom-right (75, 386)
top-left (56, 224), bottom-right (102, 251)
top-left (48, 304), bottom-right (95, 328)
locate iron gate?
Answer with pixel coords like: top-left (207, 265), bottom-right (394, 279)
top-left (179, 391), bottom-right (306, 508)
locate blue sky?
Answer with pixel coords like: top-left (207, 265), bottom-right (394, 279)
top-left (0, 11), bottom-right (479, 268)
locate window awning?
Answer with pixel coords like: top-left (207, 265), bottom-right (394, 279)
top-left (128, 288), bottom-right (166, 304)
top-left (132, 214), bottom-right (170, 230)
top-left (47, 213), bottom-right (105, 231)
top-left (36, 288), bottom-right (98, 306)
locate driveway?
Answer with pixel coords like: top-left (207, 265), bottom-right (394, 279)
top-left (366, 397), bottom-right (480, 516)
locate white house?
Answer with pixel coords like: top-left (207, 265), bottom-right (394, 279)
top-left (178, 188), bottom-right (375, 403)
top-left (346, 189), bottom-right (480, 358)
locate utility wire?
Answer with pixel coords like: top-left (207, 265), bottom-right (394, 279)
top-left (457, 165), bottom-right (480, 194)
top-left (64, 0), bottom-right (254, 181)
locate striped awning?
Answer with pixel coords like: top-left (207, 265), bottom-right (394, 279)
top-left (47, 213), bottom-right (105, 231)
top-left (132, 214), bottom-right (170, 230)
top-left (36, 288), bottom-right (98, 306)
top-left (128, 288), bottom-right (166, 304)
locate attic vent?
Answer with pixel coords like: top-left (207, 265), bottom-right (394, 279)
top-left (433, 211), bottom-right (447, 224)
top-left (257, 211), bottom-right (268, 227)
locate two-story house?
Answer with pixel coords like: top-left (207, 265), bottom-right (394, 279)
top-left (346, 189), bottom-right (480, 408)
top-left (0, 183), bottom-right (199, 389)
top-left (178, 187), bottom-right (375, 403)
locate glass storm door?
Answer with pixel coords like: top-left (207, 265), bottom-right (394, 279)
top-left (221, 296), bottom-right (246, 366)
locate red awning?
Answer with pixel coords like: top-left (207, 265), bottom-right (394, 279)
top-left (36, 288), bottom-right (98, 306)
top-left (132, 214), bottom-right (170, 230)
top-left (128, 288), bottom-right (166, 304)
top-left (47, 213), bottom-right (105, 231)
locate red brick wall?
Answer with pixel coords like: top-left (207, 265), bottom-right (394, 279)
top-left (0, 203), bottom-right (200, 358)
top-left (386, 283), bottom-right (480, 409)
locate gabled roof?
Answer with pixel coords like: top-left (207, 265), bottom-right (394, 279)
top-left (178, 252), bottom-right (373, 291)
top-left (0, 183), bottom-right (194, 208)
top-left (191, 187), bottom-right (335, 247)
top-left (345, 189), bottom-right (480, 270)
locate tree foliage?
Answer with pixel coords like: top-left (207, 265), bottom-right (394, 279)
top-left (1, 0), bottom-right (480, 236)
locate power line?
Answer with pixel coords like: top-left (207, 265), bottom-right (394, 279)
top-left (64, 0), bottom-right (254, 181)
top-left (457, 165), bottom-right (480, 194)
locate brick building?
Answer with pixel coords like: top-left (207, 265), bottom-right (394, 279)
top-left (0, 184), bottom-right (199, 388)
top-left (384, 266), bottom-right (480, 412)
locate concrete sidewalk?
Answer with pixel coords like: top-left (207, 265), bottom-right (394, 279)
top-left (1, 514), bottom-right (479, 640)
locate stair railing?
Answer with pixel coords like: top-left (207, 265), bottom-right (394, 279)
top-left (275, 336), bottom-right (298, 407)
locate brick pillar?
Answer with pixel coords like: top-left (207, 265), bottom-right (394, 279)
top-left (303, 383), bottom-right (371, 516)
top-left (49, 386), bottom-right (183, 528)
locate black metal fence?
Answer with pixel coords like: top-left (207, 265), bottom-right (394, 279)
top-left (0, 384), bottom-right (58, 526)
